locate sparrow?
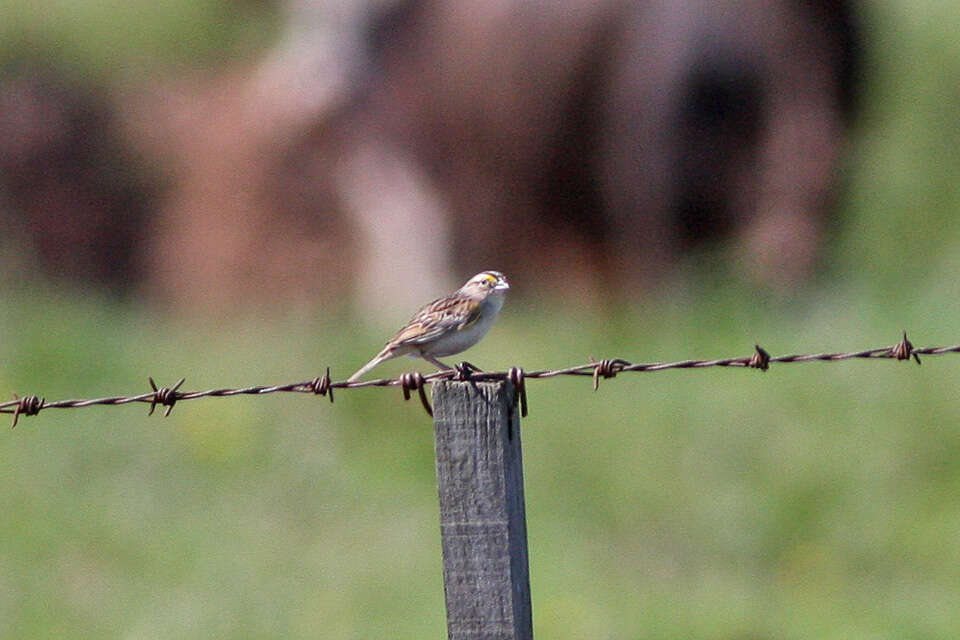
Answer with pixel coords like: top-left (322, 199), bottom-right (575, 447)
top-left (348, 271), bottom-right (509, 381)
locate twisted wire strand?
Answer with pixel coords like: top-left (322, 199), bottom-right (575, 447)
top-left (1, 332), bottom-right (953, 425)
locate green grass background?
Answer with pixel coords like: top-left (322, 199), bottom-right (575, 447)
top-left (4, 1), bottom-right (960, 637)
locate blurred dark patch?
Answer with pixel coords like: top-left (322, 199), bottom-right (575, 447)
top-left (0, 60), bottom-right (157, 293)
top-left (674, 55), bottom-right (765, 243)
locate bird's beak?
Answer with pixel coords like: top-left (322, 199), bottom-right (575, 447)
top-left (495, 277), bottom-right (510, 291)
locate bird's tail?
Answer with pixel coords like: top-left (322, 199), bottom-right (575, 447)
top-left (347, 348), bottom-right (396, 382)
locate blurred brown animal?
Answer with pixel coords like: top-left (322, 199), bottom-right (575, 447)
top-left (0, 0), bottom-right (859, 315)
top-left (355, 0), bottom-right (859, 295)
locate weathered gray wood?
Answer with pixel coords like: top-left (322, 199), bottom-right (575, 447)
top-left (432, 380), bottom-right (533, 640)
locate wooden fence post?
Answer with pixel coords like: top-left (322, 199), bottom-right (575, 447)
top-left (432, 380), bottom-right (533, 640)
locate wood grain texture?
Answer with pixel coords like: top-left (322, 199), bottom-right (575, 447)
top-left (432, 380), bottom-right (532, 640)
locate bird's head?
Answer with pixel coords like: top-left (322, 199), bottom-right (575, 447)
top-left (460, 271), bottom-right (510, 297)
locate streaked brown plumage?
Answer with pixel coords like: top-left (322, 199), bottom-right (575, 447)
top-left (348, 271), bottom-right (509, 381)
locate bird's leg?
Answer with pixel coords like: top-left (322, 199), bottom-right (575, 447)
top-left (423, 354), bottom-right (454, 372)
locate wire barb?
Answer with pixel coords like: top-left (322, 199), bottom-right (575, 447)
top-left (507, 367), bottom-right (528, 417)
top-left (890, 331), bottom-right (921, 365)
top-left (749, 344), bottom-right (771, 371)
top-left (148, 377), bottom-right (185, 417)
top-left (10, 394), bottom-right (44, 429)
top-left (592, 358), bottom-right (628, 391)
top-left (309, 368), bottom-right (335, 403)
top-left (399, 372), bottom-right (432, 416)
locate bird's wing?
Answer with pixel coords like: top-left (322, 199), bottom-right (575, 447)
top-left (388, 295), bottom-right (482, 347)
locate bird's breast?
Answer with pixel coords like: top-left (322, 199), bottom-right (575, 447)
top-left (420, 295), bottom-right (503, 357)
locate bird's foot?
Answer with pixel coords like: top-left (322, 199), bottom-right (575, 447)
top-left (453, 361), bottom-right (482, 380)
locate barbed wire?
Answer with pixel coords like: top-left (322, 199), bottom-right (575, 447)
top-left (2, 331), bottom-right (955, 426)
